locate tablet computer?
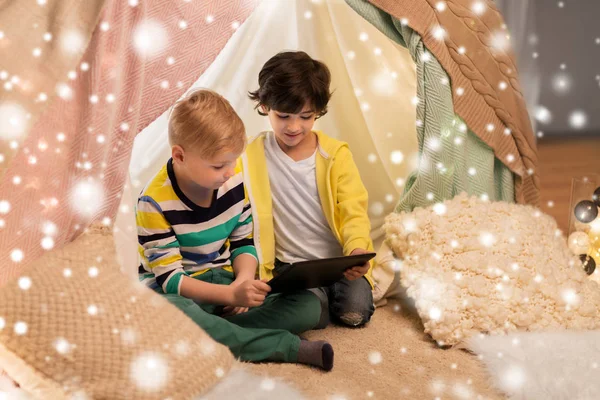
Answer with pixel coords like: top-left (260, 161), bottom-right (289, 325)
top-left (267, 253), bottom-right (376, 293)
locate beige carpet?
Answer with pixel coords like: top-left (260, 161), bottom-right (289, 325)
top-left (249, 297), bottom-right (506, 400)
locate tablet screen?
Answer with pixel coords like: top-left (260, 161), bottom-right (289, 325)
top-left (268, 253), bottom-right (376, 293)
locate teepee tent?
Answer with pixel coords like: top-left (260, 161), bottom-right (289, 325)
top-left (0, 0), bottom-right (537, 289)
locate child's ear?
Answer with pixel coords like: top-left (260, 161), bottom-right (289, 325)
top-left (260, 104), bottom-right (269, 114)
top-left (172, 145), bottom-right (185, 163)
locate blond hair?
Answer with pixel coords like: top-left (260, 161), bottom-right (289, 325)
top-left (168, 89), bottom-right (245, 158)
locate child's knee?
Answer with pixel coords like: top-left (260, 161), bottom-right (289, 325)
top-left (336, 305), bottom-right (374, 326)
top-left (331, 290), bottom-right (374, 327)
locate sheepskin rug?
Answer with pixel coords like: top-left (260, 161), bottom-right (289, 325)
top-left (0, 367), bottom-right (306, 400)
top-left (467, 330), bottom-right (600, 400)
top-left (200, 367), bottom-right (305, 400)
top-left (383, 193), bottom-right (600, 346)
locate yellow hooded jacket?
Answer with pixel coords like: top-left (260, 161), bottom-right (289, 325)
top-left (238, 130), bottom-right (374, 288)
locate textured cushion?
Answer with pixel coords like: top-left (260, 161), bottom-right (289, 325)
top-left (0, 225), bottom-right (233, 400)
top-left (384, 193), bottom-right (600, 346)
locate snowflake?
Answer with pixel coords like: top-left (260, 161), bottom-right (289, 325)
top-left (472, 1), bottom-right (486, 15)
top-left (569, 110), bottom-right (587, 129)
top-left (561, 288), bottom-right (580, 306)
top-left (0, 102), bottom-right (28, 141)
top-left (60, 29), bottom-right (85, 54)
top-left (479, 232), bottom-right (496, 247)
top-left (200, 338), bottom-right (216, 356)
top-left (552, 72), bottom-right (571, 94)
top-left (18, 276), bottom-right (32, 290)
top-left (0, 200), bottom-right (10, 215)
top-left (41, 237), bottom-right (55, 250)
top-left (433, 203), bottom-right (447, 215)
top-left (55, 82), bottom-right (74, 101)
top-left (10, 249), bottom-right (23, 263)
top-left (14, 321), bottom-right (28, 335)
top-left (175, 340), bottom-right (189, 356)
top-left (432, 26), bottom-right (446, 41)
top-left (69, 180), bottom-right (104, 217)
top-left (453, 382), bottom-right (473, 399)
top-left (369, 202), bottom-right (384, 217)
top-left (133, 20), bottom-right (168, 57)
top-left (54, 337), bottom-right (73, 354)
top-left (368, 351), bottom-right (382, 365)
top-left (430, 379), bottom-right (446, 394)
top-left (88, 266), bottom-right (99, 278)
top-left (130, 353), bottom-right (169, 392)
top-left (260, 378), bottom-right (275, 391)
top-left (534, 105), bottom-right (552, 124)
top-left (429, 307), bottom-right (442, 321)
top-left (500, 364), bottom-right (527, 391)
top-left (390, 150), bottom-right (404, 164)
top-left (121, 328), bottom-right (137, 345)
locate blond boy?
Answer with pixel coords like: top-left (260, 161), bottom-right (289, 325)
top-left (136, 89), bottom-right (334, 370)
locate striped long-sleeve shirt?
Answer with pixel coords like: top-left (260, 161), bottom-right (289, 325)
top-left (136, 158), bottom-right (257, 294)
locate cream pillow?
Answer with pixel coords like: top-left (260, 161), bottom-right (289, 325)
top-left (0, 225), bottom-right (233, 400)
top-left (383, 193), bottom-right (600, 346)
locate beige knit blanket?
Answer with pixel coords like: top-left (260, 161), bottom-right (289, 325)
top-left (0, 225), bottom-right (234, 399)
top-left (367, 0), bottom-right (539, 206)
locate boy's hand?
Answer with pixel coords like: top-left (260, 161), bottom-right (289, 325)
top-left (229, 277), bottom-right (251, 288)
top-left (344, 248), bottom-right (370, 280)
top-left (221, 305), bottom-right (249, 317)
top-left (232, 279), bottom-right (271, 307)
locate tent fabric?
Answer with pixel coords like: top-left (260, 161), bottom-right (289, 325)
top-left (0, 0), bottom-right (260, 286)
top-left (347, 0), bottom-right (539, 207)
top-left (0, 0), bottom-right (106, 181)
top-left (346, 0), bottom-right (515, 212)
top-left (127, 0), bottom-right (421, 245)
top-left (0, 0), bottom-right (537, 286)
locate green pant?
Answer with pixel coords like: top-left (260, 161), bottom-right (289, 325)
top-left (162, 268), bottom-right (321, 362)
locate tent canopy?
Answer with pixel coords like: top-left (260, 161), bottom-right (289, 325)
top-left (0, 0), bottom-right (536, 284)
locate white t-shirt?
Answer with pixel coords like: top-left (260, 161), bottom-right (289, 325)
top-left (264, 132), bottom-right (343, 263)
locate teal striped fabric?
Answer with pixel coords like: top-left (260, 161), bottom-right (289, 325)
top-left (345, 0), bottom-right (515, 213)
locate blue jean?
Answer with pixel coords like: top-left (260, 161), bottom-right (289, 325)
top-left (274, 260), bottom-right (375, 328)
top-left (310, 277), bottom-right (375, 328)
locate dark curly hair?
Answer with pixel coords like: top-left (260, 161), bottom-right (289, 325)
top-left (248, 51), bottom-right (332, 119)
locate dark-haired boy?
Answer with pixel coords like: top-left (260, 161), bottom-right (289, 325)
top-left (242, 51), bottom-right (376, 328)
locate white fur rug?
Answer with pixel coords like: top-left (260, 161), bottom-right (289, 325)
top-left (467, 330), bottom-right (600, 400)
top-left (199, 367), bottom-right (305, 400)
top-left (0, 372), bottom-right (30, 400)
top-left (0, 367), bottom-right (305, 400)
